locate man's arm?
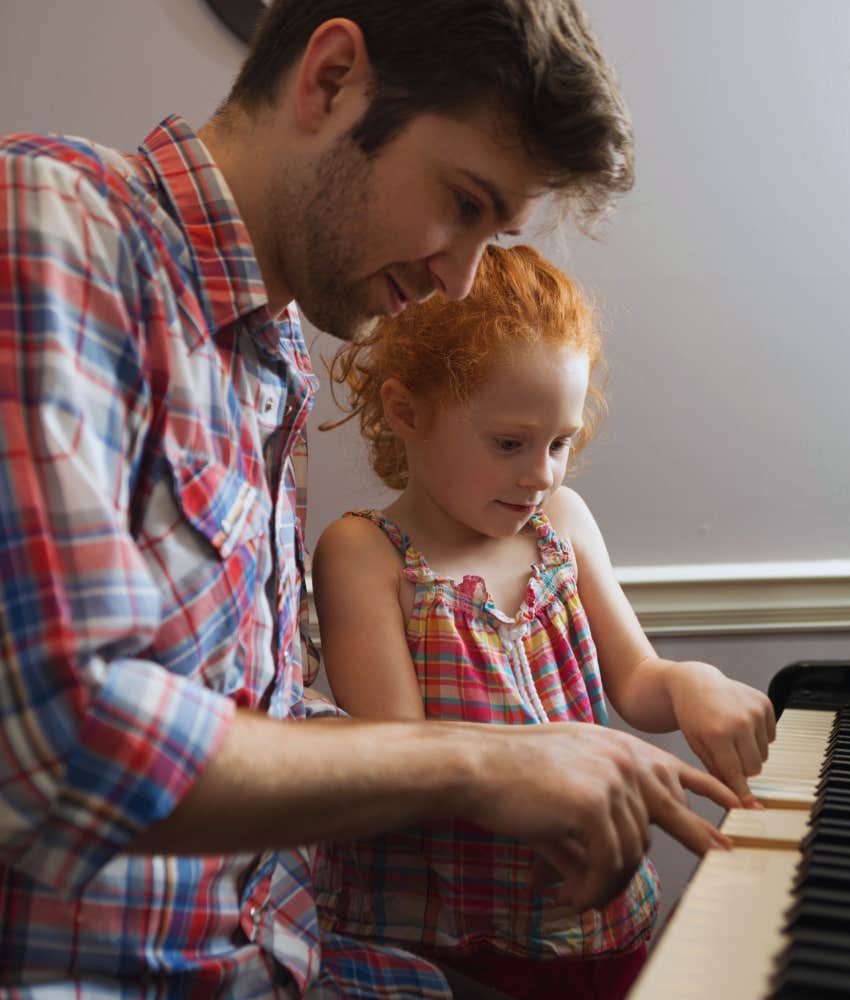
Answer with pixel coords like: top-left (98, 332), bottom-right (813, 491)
top-left (134, 708), bottom-right (737, 912)
top-left (0, 149), bottom-right (235, 892)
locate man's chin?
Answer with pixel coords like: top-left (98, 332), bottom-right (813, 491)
top-left (299, 303), bottom-right (378, 343)
top-left (326, 315), bottom-right (380, 344)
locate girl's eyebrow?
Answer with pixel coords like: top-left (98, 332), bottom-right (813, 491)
top-left (484, 419), bottom-right (584, 437)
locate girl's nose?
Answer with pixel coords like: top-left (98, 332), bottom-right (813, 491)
top-left (517, 453), bottom-right (554, 492)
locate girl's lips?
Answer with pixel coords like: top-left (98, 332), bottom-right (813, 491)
top-left (498, 501), bottom-right (537, 512)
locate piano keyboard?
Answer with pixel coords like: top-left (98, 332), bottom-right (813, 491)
top-left (629, 706), bottom-right (846, 999)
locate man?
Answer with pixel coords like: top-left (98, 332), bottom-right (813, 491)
top-left (0, 1), bottom-right (740, 994)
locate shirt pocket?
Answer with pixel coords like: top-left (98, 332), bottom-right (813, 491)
top-left (171, 451), bottom-right (265, 559)
top-left (146, 445), bottom-right (271, 691)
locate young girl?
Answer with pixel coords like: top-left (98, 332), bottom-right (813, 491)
top-left (311, 244), bottom-right (774, 999)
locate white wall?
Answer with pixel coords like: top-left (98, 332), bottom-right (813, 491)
top-left (2, 0), bottom-right (848, 930)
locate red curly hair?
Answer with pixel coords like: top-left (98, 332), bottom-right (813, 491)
top-left (325, 243), bottom-right (607, 490)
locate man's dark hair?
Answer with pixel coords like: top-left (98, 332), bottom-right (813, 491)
top-left (229, 0), bottom-right (634, 226)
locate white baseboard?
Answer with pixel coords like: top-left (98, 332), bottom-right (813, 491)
top-left (617, 560), bottom-right (850, 637)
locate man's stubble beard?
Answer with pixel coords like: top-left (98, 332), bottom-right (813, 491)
top-left (267, 133), bottom-right (382, 343)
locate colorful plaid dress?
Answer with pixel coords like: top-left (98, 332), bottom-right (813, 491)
top-left (315, 509), bottom-right (659, 960)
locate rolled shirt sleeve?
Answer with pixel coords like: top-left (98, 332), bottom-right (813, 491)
top-left (0, 150), bottom-right (235, 892)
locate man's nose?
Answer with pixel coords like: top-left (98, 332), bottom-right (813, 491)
top-left (427, 237), bottom-right (487, 301)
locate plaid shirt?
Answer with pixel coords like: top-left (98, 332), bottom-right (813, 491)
top-left (316, 510), bottom-right (659, 959)
top-left (0, 118), bottom-right (450, 997)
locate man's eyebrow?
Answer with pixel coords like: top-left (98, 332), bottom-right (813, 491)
top-left (459, 169), bottom-right (521, 231)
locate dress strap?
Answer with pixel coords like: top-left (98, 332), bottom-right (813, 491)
top-left (528, 510), bottom-right (576, 571)
top-left (342, 509), bottom-right (433, 579)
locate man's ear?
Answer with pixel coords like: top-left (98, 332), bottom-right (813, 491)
top-left (293, 18), bottom-right (372, 132)
top-left (381, 378), bottom-right (425, 439)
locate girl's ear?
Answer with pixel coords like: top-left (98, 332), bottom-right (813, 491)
top-left (381, 378), bottom-right (425, 439)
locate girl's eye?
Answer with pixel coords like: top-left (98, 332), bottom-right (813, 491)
top-left (495, 438), bottom-right (521, 452)
top-left (550, 438), bottom-right (572, 454)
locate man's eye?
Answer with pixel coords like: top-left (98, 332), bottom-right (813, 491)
top-left (456, 193), bottom-right (482, 223)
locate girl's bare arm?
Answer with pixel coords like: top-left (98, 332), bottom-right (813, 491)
top-left (312, 515), bottom-right (426, 720)
top-left (545, 486), bottom-right (774, 802)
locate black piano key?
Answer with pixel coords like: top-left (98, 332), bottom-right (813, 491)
top-left (785, 921), bottom-right (850, 949)
top-left (819, 782), bottom-right (850, 796)
top-left (802, 821), bottom-right (850, 847)
top-left (780, 942), bottom-right (850, 972)
top-left (818, 766), bottom-right (850, 782)
top-left (819, 760), bottom-right (850, 772)
top-left (790, 889), bottom-right (849, 917)
top-left (774, 963), bottom-right (850, 999)
top-left (793, 863), bottom-right (850, 888)
top-left (821, 762), bottom-right (850, 776)
top-left (818, 774), bottom-right (850, 789)
top-left (808, 837), bottom-right (850, 855)
top-left (809, 798), bottom-right (850, 822)
top-left (785, 897), bottom-right (850, 930)
top-left (818, 776), bottom-right (850, 791)
top-left (802, 844), bottom-right (850, 866)
top-left (753, 671), bottom-right (850, 997)
top-left (792, 863), bottom-right (850, 892)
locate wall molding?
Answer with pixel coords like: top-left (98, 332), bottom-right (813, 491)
top-left (306, 560), bottom-right (850, 644)
top-left (617, 560), bottom-right (850, 637)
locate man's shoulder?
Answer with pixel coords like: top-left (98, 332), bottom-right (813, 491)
top-left (1, 130), bottom-right (129, 192)
top-left (0, 129), bottom-right (172, 279)
top-left (0, 130), bottom-right (160, 249)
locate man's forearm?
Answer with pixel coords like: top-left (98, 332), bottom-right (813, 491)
top-left (132, 710), bottom-right (477, 854)
top-left (133, 708), bottom-right (738, 913)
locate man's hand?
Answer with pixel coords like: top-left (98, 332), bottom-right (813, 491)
top-left (461, 723), bottom-right (738, 911)
top-left (666, 661), bottom-right (776, 805)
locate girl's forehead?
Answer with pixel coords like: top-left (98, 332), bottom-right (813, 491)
top-left (475, 342), bottom-right (590, 393)
top-left (437, 344), bottom-right (589, 428)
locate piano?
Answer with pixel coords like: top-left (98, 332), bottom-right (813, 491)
top-left (628, 660), bottom-right (850, 1000)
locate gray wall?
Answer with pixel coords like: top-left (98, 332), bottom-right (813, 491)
top-left (0, 1), bottom-right (242, 144)
top-left (4, 1), bottom-right (845, 567)
top-left (2, 0), bottom-right (848, 931)
top-left (308, 0), bottom-right (850, 566)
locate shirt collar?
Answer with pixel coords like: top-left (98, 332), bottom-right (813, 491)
top-left (133, 115), bottom-right (272, 337)
top-left (131, 115), bottom-right (315, 388)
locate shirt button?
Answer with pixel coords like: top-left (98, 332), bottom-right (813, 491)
top-left (263, 396), bottom-right (275, 413)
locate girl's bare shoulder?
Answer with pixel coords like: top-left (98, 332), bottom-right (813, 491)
top-left (542, 485), bottom-right (595, 539)
top-left (313, 512), bottom-right (404, 583)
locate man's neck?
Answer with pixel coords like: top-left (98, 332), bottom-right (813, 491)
top-left (198, 107), bottom-right (294, 314)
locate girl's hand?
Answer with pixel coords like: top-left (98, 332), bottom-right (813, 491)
top-left (667, 661), bottom-right (776, 805)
